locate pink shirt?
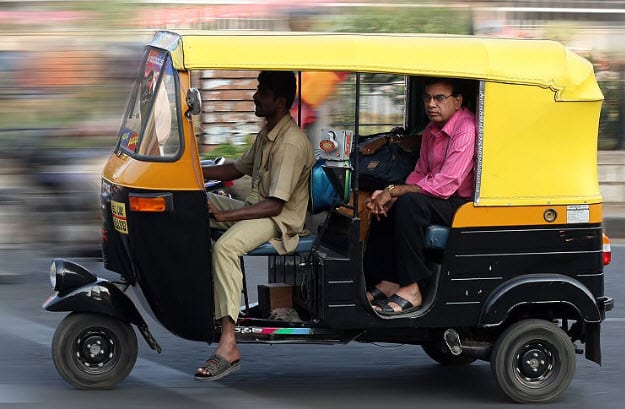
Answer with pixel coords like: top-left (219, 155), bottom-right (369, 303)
top-left (405, 107), bottom-right (476, 199)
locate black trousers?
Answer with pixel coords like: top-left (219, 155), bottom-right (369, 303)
top-left (363, 192), bottom-right (466, 288)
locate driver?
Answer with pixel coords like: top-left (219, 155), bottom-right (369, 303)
top-left (196, 71), bottom-right (315, 381)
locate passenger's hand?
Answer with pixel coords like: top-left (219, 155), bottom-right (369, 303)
top-left (367, 189), bottom-right (394, 220)
top-left (365, 190), bottom-right (384, 211)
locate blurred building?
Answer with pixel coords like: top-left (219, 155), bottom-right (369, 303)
top-left (465, 0), bottom-right (625, 53)
top-left (0, 0), bottom-right (624, 149)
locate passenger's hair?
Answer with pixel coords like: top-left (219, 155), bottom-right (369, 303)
top-left (258, 71), bottom-right (297, 109)
top-left (423, 77), bottom-right (476, 111)
top-left (423, 77), bottom-right (462, 95)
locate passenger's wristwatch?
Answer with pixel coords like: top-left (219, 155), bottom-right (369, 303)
top-left (385, 184), bottom-right (396, 197)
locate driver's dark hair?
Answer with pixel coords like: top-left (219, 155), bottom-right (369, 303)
top-left (258, 71), bottom-right (296, 109)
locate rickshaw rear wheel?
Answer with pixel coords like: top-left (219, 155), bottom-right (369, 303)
top-left (490, 319), bottom-right (575, 403)
top-left (421, 343), bottom-right (477, 366)
top-left (52, 312), bottom-right (138, 390)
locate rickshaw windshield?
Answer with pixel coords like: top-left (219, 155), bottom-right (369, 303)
top-left (116, 47), bottom-right (182, 160)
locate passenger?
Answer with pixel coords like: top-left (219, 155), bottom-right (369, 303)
top-left (364, 77), bottom-right (476, 315)
top-left (196, 71), bottom-right (315, 380)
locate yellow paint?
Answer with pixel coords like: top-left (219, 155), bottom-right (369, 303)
top-left (476, 82), bottom-right (602, 206)
top-left (453, 202), bottom-right (602, 228)
top-left (150, 30), bottom-right (601, 102)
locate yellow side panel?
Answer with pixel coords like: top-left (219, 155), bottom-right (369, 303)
top-left (453, 202), bottom-right (602, 228)
top-left (476, 82), bottom-right (602, 206)
top-left (102, 153), bottom-right (203, 191)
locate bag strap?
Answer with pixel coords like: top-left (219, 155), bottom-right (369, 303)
top-left (359, 134), bottom-right (389, 156)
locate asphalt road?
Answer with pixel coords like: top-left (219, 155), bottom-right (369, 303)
top-left (1, 247), bottom-right (624, 408)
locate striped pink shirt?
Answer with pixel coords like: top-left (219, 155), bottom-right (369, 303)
top-left (405, 107), bottom-right (476, 199)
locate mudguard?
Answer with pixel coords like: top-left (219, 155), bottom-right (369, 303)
top-left (43, 279), bottom-right (146, 327)
top-left (479, 273), bottom-right (602, 327)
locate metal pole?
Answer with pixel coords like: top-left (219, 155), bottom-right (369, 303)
top-left (617, 66), bottom-right (625, 150)
top-left (353, 73), bottom-right (361, 218)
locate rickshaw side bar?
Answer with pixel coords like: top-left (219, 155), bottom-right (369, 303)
top-left (233, 325), bottom-right (362, 344)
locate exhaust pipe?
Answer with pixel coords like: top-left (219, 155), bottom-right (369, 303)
top-left (444, 329), bottom-right (492, 361)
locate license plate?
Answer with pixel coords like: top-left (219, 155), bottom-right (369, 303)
top-left (111, 200), bottom-right (128, 234)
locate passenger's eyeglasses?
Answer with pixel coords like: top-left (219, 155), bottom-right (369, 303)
top-left (422, 93), bottom-right (456, 103)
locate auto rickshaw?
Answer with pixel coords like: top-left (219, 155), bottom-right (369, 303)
top-left (43, 30), bottom-right (614, 403)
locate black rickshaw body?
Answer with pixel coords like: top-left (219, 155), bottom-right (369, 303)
top-left (43, 31), bottom-right (613, 402)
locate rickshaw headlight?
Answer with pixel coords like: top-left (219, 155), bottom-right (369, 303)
top-left (49, 259), bottom-right (98, 294)
top-left (49, 261), bottom-right (57, 289)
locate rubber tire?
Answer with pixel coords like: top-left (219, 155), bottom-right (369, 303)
top-left (52, 312), bottom-right (138, 390)
top-left (422, 343), bottom-right (477, 366)
top-left (490, 319), bottom-right (576, 403)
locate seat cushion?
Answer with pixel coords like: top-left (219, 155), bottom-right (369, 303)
top-left (212, 229), bottom-right (317, 256)
top-left (248, 234), bottom-right (317, 256)
top-left (425, 225), bottom-right (450, 250)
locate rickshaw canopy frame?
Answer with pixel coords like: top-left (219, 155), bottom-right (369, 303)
top-left (150, 30), bottom-right (603, 103)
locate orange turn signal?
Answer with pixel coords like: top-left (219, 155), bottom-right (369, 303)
top-left (129, 196), bottom-right (168, 212)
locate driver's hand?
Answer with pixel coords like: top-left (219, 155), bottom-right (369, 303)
top-left (207, 199), bottom-right (225, 222)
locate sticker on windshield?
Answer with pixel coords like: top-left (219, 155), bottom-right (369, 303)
top-left (566, 205), bottom-right (589, 224)
top-left (111, 200), bottom-right (128, 234)
top-left (119, 128), bottom-right (139, 152)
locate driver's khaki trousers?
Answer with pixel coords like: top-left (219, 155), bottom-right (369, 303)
top-left (207, 193), bottom-right (279, 322)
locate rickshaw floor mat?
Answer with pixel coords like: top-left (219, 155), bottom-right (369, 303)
top-left (373, 293), bottom-right (420, 315)
top-left (194, 354), bottom-right (241, 382)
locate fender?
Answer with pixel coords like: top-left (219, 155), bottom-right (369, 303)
top-left (44, 279), bottom-right (162, 352)
top-left (479, 273), bottom-right (601, 327)
top-left (44, 279), bottom-right (146, 326)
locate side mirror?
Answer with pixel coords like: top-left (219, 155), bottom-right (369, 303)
top-left (185, 88), bottom-right (202, 118)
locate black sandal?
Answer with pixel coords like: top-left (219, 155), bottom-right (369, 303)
top-left (373, 293), bottom-right (420, 315)
top-left (194, 354), bottom-right (240, 381)
top-left (367, 287), bottom-right (387, 302)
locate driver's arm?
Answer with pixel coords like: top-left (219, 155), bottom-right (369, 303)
top-left (208, 197), bottom-right (284, 222)
top-left (202, 163), bottom-right (244, 182)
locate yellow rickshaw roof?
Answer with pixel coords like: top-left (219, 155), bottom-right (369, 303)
top-left (150, 30), bottom-right (602, 102)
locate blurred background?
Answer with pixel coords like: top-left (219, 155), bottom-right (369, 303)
top-left (1, 0), bottom-right (624, 279)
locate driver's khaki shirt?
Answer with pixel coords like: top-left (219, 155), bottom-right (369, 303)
top-left (235, 115), bottom-right (315, 254)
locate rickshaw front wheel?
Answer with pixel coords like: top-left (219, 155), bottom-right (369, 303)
top-left (52, 312), bottom-right (138, 390)
top-left (490, 319), bottom-right (575, 403)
